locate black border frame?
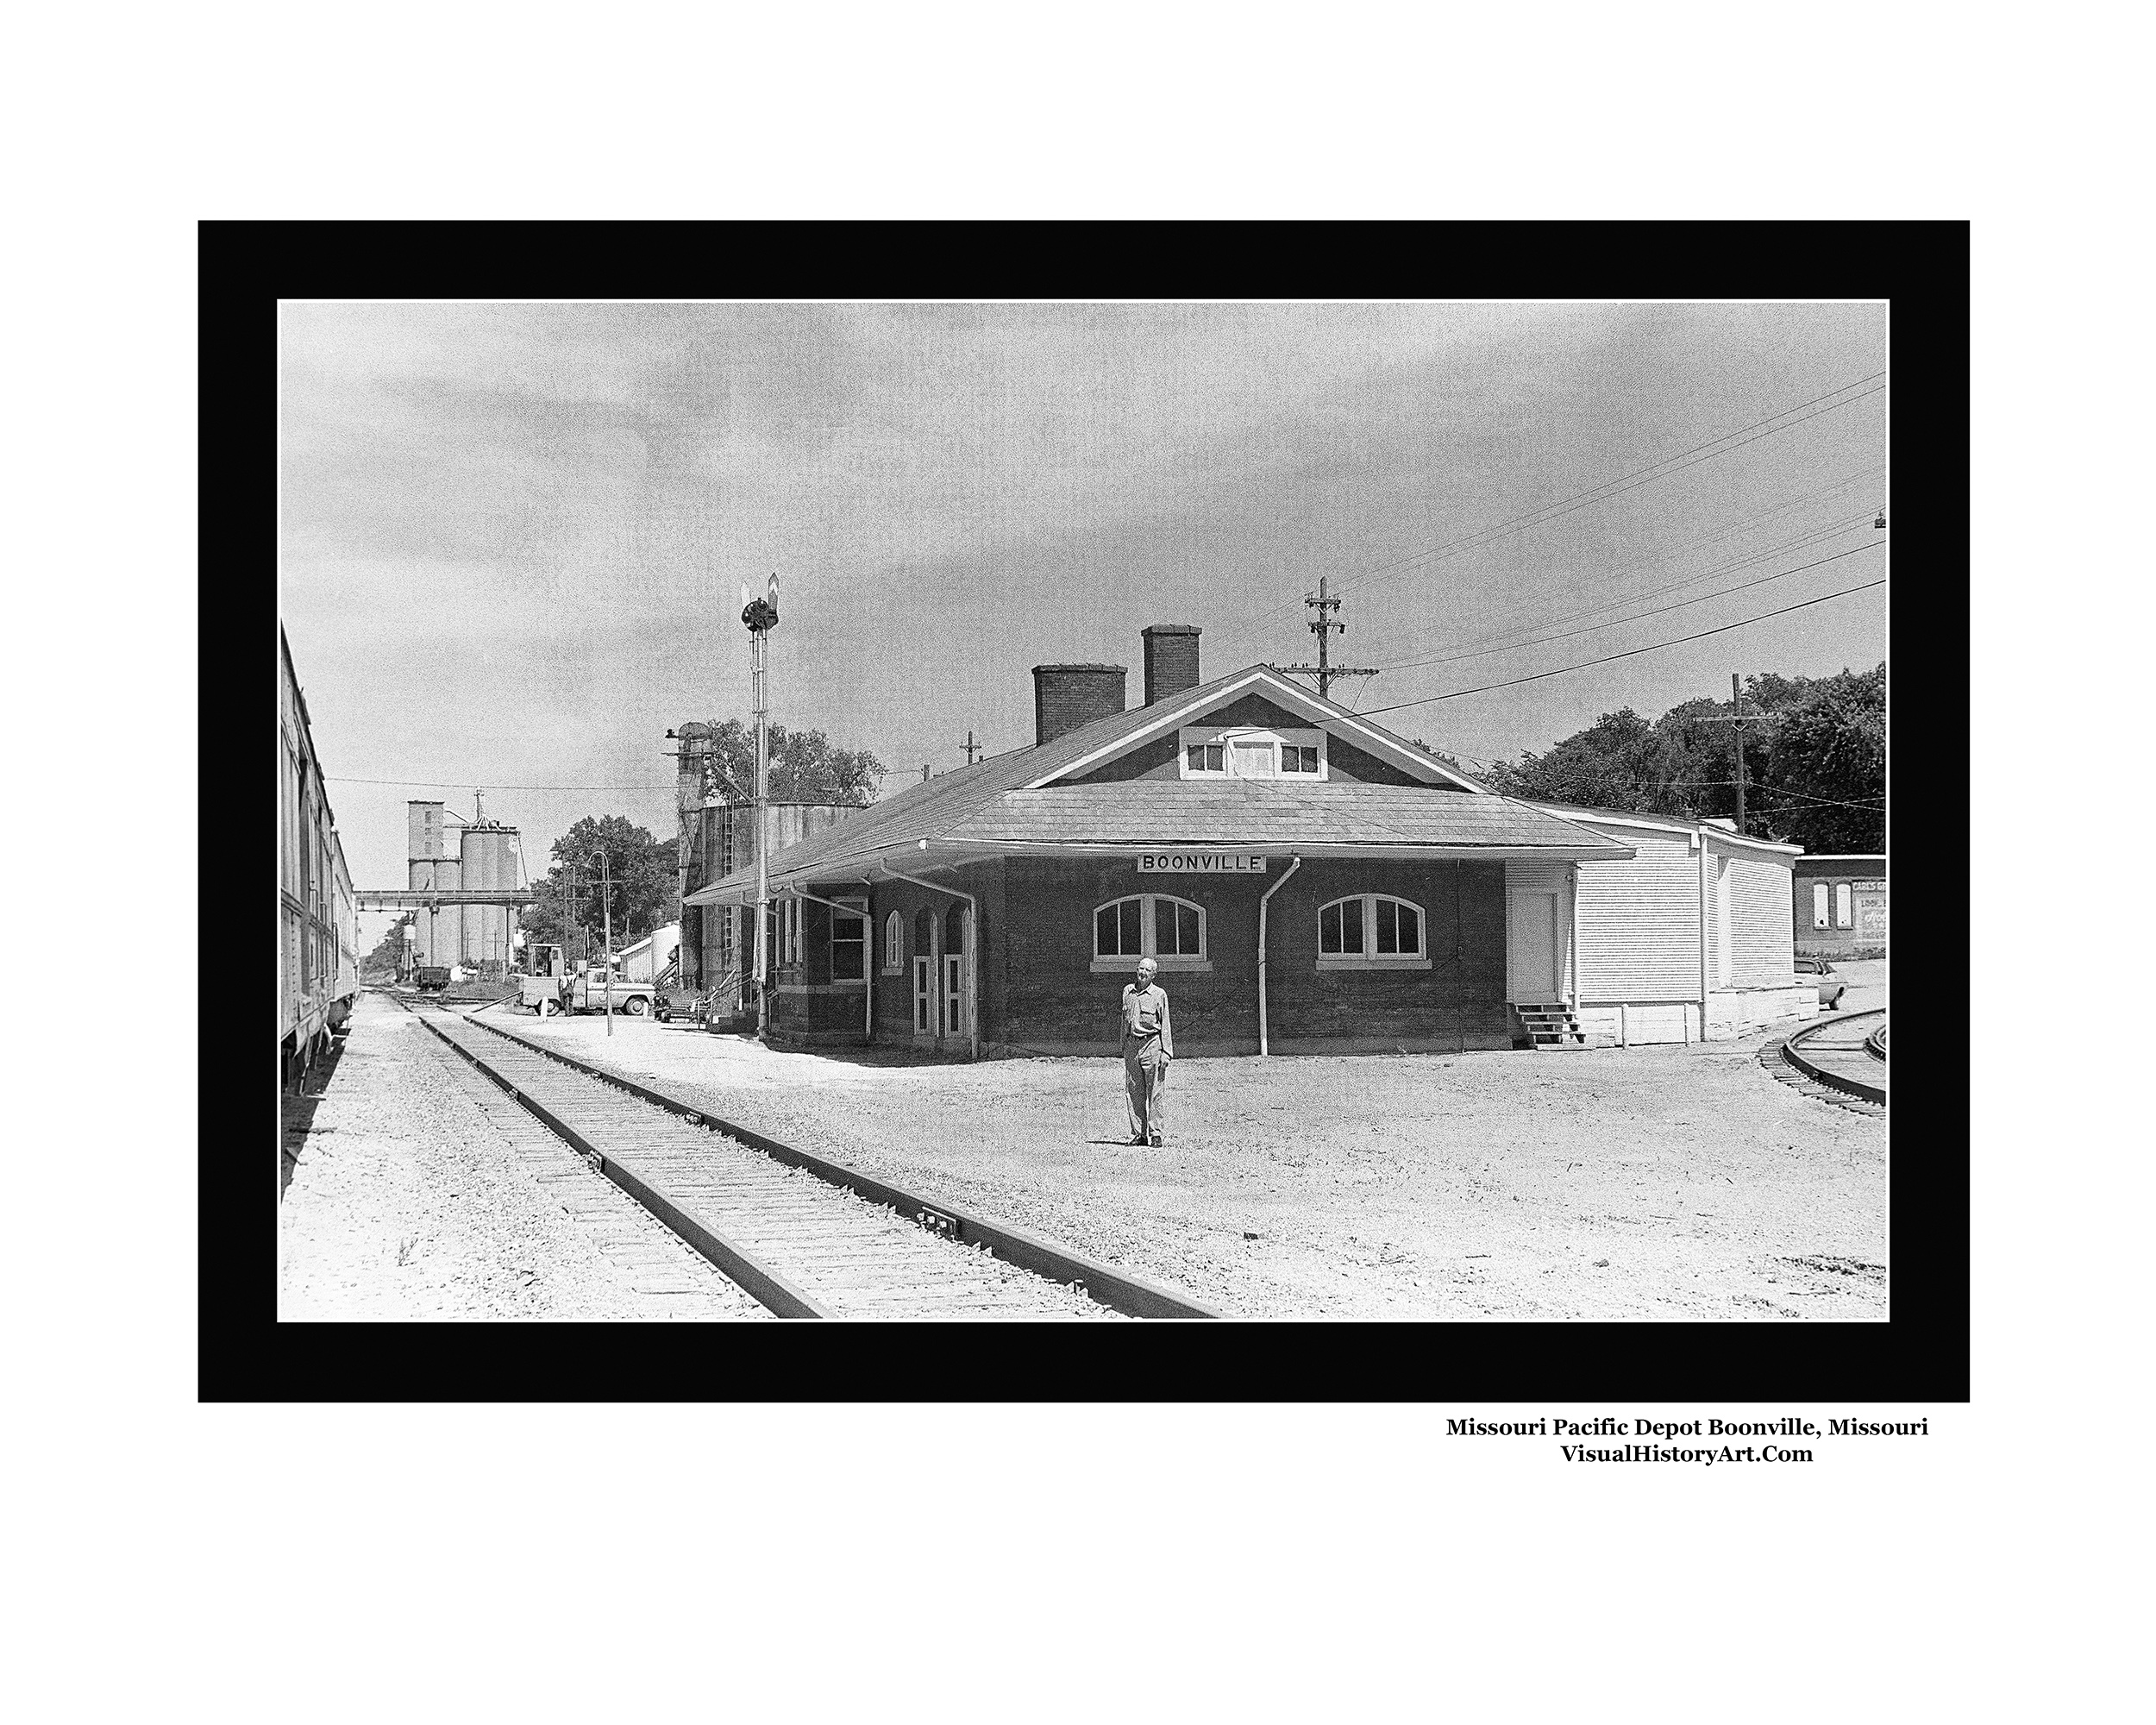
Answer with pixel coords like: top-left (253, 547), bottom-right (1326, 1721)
top-left (222, 221), bottom-right (1968, 1402)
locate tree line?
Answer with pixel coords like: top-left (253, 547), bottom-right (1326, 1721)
top-left (1422, 664), bottom-right (1884, 853)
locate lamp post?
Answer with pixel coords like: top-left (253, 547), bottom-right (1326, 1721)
top-left (742, 573), bottom-right (780, 1039)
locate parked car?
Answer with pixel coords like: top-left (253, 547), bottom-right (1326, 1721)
top-left (1796, 956), bottom-right (1846, 1009)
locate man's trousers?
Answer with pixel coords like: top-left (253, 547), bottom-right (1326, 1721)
top-left (1123, 1042), bottom-right (1167, 1142)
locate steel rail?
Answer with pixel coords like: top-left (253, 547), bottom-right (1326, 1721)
top-left (453, 1008), bottom-right (1221, 1320)
top-left (1783, 1008), bottom-right (1887, 1106)
top-left (394, 997), bottom-right (832, 1315)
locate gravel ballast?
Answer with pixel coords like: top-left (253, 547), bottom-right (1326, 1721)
top-left (279, 995), bottom-right (768, 1321)
top-left (496, 1011), bottom-right (1888, 1320)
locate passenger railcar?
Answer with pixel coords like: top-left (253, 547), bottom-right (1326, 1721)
top-left (280, 627), bottom-right (361, 1089)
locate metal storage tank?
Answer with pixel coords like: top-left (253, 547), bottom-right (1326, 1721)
top-left (411, 856), bottom-right (461, 966)
top-left (457, 824), bottom-right (520, 974)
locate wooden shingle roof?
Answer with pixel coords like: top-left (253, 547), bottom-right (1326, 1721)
top-left (686, 666), bottom-right (1630, 902)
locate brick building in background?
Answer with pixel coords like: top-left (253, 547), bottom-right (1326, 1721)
top-left (686, 625), bottom-right (1820, 1057)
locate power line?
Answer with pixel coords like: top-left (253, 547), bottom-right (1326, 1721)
top-left (1359, 578), bottom-right (1887, 718)
top-left (1373, 529), bottom-right (1882, 677)
top-left (1343, 380), bottom-right (1884, 591)
top-left (326, 775), bottom-right (674, 791)
top-left (1208, 373), bottom-right (1884, 654)
top-left (1747, 787), bottom-right (1887, 811)
top-left (1361, 492), bottom-right (1884, 670)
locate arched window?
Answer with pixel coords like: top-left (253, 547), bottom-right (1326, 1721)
top-left (883, 911), bottom-right (903, 974)
top-left (945, 904), bottom-right (966, 955)
top-left (913, 908), bottom-right (933, 957)
top-left (1317, 894), bottom-right (1427, 969)
top-left (1092, 894), bottom-right (1208, 971)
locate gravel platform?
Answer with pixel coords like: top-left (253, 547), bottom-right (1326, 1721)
top-left (494, 1012), bottom-right (1889, 1321)
top-left (279, 994), bottom-right (768, 1320)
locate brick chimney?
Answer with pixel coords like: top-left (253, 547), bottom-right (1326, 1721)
top-left (1031, 663), bottom-right (1127, 746)
top-left (1141, 624), bottom-right (1202, 706)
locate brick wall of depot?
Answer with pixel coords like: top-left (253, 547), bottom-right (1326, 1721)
top-left (993, 854), bottom-right (1507, 1054)
top-left (761, 892), bottom-right (873, 1041)
top-left (857, 874), bottom-right (984, 1046)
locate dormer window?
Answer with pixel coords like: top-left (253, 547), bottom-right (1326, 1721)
top-left (1178, 726), bottom-right (1326, 781)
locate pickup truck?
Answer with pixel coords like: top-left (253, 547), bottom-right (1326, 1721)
top-left (518, 945), bottom-right (661, 1017)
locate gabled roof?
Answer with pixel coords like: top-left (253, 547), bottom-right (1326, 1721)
top-left (686, 668), bottom-right (1629, 904)
top-left (1027, 665), bottom-right (1484, 790)
top-left (940, 785), bottom-right (1632, 854)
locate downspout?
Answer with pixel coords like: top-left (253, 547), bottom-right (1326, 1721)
top-left (879, 860), bottom-right (979, 1061)
top-left (1569, 862), bottom-right (1582, 1017)
top-left (785, 885), bottom-right (875, 1046)
top-left (1695, 831), bottom-right (1711, 1044)
top-left (1257, 855), bottom-right (1303, 1057)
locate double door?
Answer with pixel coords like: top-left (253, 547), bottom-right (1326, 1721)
top-left (910, 933), bottom-right (967, 1044)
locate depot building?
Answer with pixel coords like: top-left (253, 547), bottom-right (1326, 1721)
top-left (686, 625), bottom-right (1817, 1058)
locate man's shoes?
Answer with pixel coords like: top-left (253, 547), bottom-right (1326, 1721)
top-left (1149, 1136), bottom-right (1165, 1147)
top-left (1131, 1136), bottom-right (1148, 1145)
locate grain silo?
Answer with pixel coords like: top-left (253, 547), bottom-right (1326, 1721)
top-left (405, 800), bottom-right (461, 968)
top-left (457, 819), bottom-right (521, 975)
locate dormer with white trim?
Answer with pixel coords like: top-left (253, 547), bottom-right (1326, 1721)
top-left (1037, 663), bottom-right (1483, 792)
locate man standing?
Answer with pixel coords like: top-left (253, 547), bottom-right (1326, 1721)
top-left (1120, 956), bottom-right (1174, 1146)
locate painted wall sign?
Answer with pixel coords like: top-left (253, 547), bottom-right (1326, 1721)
top-left (1137, 851), bottom-right (1268, 875)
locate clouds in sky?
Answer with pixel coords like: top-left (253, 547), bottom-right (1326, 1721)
top-left (279, 300), bottom-right (1883, 914)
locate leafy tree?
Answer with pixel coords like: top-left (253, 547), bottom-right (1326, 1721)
top-left (525, 815), bottom-right (679, 961)
top-left (360, 915), bottom-right (413, 977)
top-left (1758, 666), bottom-right (1884, 851)
top-left (681, 718), bottom-right (883, 806)
top-left (1462, 665), bottom-right (1885, 850)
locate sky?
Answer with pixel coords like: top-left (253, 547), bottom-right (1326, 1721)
top-left (278, 301), bottom-right (1886, 950)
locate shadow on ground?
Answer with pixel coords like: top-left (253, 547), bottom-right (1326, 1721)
top-left (280, 1036), bottom-right (349, 1200)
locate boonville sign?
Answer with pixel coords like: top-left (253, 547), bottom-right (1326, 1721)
top-left (1136, 851), bottom-right (1269, 875)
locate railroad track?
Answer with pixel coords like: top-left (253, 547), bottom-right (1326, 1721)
top-left (1783, 1008), bottom-right (1887, 1106)
top-left (394, 998), bottom-right (1216, 1320)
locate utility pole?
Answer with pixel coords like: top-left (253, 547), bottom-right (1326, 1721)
top-left (600, 850), bottom-right (614, 1034)
top-left (922, 763), bottom-right (931, 781)
top-left (1732, 673), bottom-right (1746, 836)
top-left (1273, 575), bottom-right (1380, 700)
top-left (1695, 674), bottom-right (1783, 836)
top-left (742, 572), bottom-right (780, 1040)
top-left (962, 730), bottom-right (982, 765)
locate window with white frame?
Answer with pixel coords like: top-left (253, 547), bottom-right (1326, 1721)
top-left (1317, 893), bottom-right (1428, 968)
top-left (1812, 882), bottom-right (1830, 930)
top-left (1834, 882), bottom-right (1852, 930)
top-left (882, 911), bottom-right (903, 975)
top-left (1178, 725), bottom-right (1326, 781)
top-left (829, 898), bottom-right (868, 982)
top-left (1092, 894), bottom-right (1208, 969)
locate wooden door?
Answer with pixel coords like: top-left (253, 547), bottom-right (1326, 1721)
top-left (912, 956), bottom-right (932, 1033)
top-left (1507, 889), bottom-right (1559, 1002)
top-left (943, 954), bottom-right (963, 1041)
